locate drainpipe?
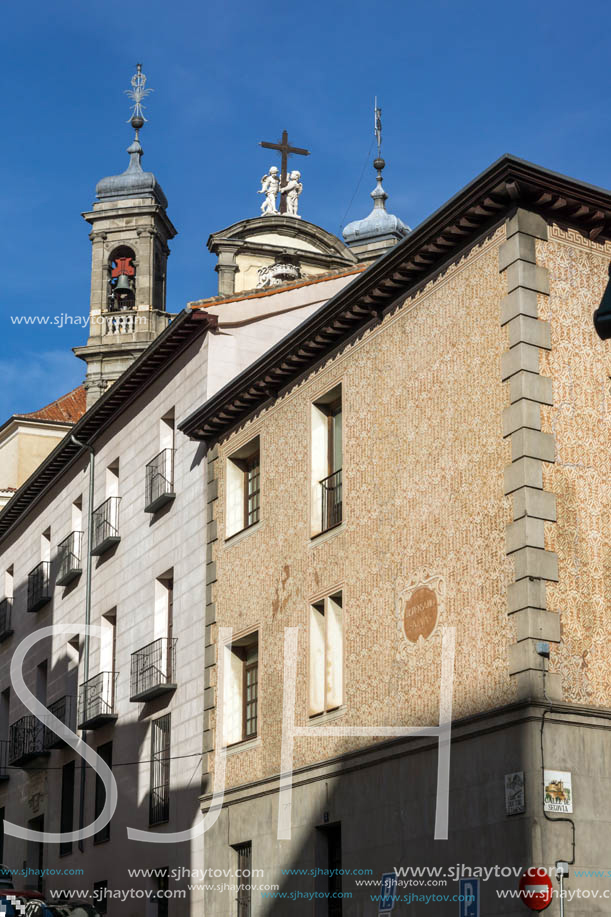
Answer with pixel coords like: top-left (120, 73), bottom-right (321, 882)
top-left (70, 434), bottom-right (95, 852)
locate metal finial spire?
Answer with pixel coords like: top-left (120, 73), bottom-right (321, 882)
top-left (374, 97), bottom-right (382, 159)
top-left (342, 97), bottom-right (410, 247)
top-left (372, 97), bottom-right (387, 209)
top-left (125, 63), bottom-right (153, 138)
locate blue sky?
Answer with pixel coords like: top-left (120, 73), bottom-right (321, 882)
top-left (1, 0), bottom-right (609, 418)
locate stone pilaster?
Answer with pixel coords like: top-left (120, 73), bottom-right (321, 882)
top-left (214, 243), bottom-right (241, 296)
top-left (499, 209), bottom-right (562, 700)
top-left (202, 445), bottom-right (219, 775)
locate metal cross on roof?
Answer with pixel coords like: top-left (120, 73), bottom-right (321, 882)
top-left (259, 130), bottom-right (310, 213)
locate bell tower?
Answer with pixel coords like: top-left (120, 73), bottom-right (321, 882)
top-left (74, 65), bottom-right (177, 407)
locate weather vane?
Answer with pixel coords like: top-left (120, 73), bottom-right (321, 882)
top-left (125, 63), bottom-right (153, 136)
top-left (374, 97), bottom-right (382, 159)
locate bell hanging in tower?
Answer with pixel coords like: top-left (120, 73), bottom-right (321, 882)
top-left (114, 273), bottom-right (133, 294)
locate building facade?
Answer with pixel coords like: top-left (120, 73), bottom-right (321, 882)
top-left (0, 267), bottom-right (364, 914)
top-left (179, 157), bottom-right (611, 916)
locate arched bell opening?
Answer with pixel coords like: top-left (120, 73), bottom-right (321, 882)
top-left (108, 246), bottom-right (137, 311)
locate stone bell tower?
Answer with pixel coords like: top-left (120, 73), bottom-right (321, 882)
top-left (74, 65), bottom-right (177, 408)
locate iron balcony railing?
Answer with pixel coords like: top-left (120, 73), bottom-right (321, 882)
top-left (44, 695), bottom-right (77, 750)
top-left (27, 561), bottom-right (52, 612)
top-left (145, 448), bottom-right (176, 513)
top-left (320, 468), bottom-right (342, 533)
top-left (149, 783), bottom-right (170, 826)
top-left (78, 672), bottom-right (118, 730)
top-left (56, 530), bottom-right (83, 586)
top-left (9, 715), bottom-right (46, 766)
top-left (0, 739), bottom-right (9, 779)
top-left (131, 638), bottom-right (177, 702)
top-left (91, 496), bottom-right (121, 555)
top-left (0, 597), bottom-right (13, 641)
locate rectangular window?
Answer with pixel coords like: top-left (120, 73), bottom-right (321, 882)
top-left (72, 497), bottom-right (82, 533)
top-left (100, 609), bottom-right (116, 677)
top-left (223, 632), bottom-right (259, 746)
top-left (94, 742), bottom-right (112, 844)
top-left (0, 689), bottom-right (9, 742)
top-left (311, 386), bottom-right (342, 536)
top-left (0, 569), bottom-right (13, 641)
top-left (41, 528), bottom-right (51, 563)
top-left (36, 661), bottom-right (47, 706)
top-left (105, 460), bottom-right (120, 499)
top-left (154, 868), bottom-right (169, 917)
top-left (154, 572), bottom-right (174, 644)
top-left (92, 463), bottom-right (120, 554)
top-left (309, 592), bottom-right (343, 717)
top-left (26, 815), bottom-right (44, 892)
top-left (160, 411), bottom-right (175, 452)
top-left (93, 880), bottom-right (108, 914)
top-left (145, 412), bottom-right (176, 513)
top-left (60, 761), bottom-right (75, 856)
top-left (150, 715), bottom-right (170, 825)
top-left (234, 842), bottom-right (252, 917)
top-left (226, 437), bottom-right (260, 538)
top-left (4, 567), bottom-right (13, 600)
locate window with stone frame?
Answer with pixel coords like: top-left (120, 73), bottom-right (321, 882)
top-left (223, 632), bottom-right (259, 746)
top-left (311, 385), bottom-right (342, 536)
top-left (309, 591), bottom-right (343, 716)
top-left (225, 437), bottom-right (260, 538)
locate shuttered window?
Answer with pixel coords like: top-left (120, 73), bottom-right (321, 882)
top-left (309, 592), bottom-right (343, 716)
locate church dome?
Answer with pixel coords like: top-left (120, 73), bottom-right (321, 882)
top-left (96, 139), bottom-right (168, 208)
top-left (343, 157), bottom-right (410, 245)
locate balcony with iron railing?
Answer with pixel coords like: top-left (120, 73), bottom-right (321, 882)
top-left (144, 449), bottom-right (176, 513)
top-left (9, 715), bottom-right (48, 766)
top-left (91, 496), bottom-right (121, 556)
top-left (56, 531), bottom-right (83, 586)
top-left (27, 561), bottom-right (52, 612)
top-left (320, 468), bottom-right (342, 533)
top-left (130, 638), bottom-right (177, 702)
top-left (78, 671), bottom-right (118, 730)
top-left (43, 695), bottom-right (77, 750)
top-left (0, 739), bottom-right (9, 780)
top-left (149, 783), bottom-right (170, 826)
top-left (0, 597), bottom-right (13, 641)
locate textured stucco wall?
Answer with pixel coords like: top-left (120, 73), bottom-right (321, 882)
top-left (538, 227), bottom-right (611, 707)
top-left (211, 226), bottom-right (517, 790)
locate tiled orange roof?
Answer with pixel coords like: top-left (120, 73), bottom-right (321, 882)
top-left (189, 266), bottom-right (365, 311)
top-left (16, 385), bottom-right (86, 424)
